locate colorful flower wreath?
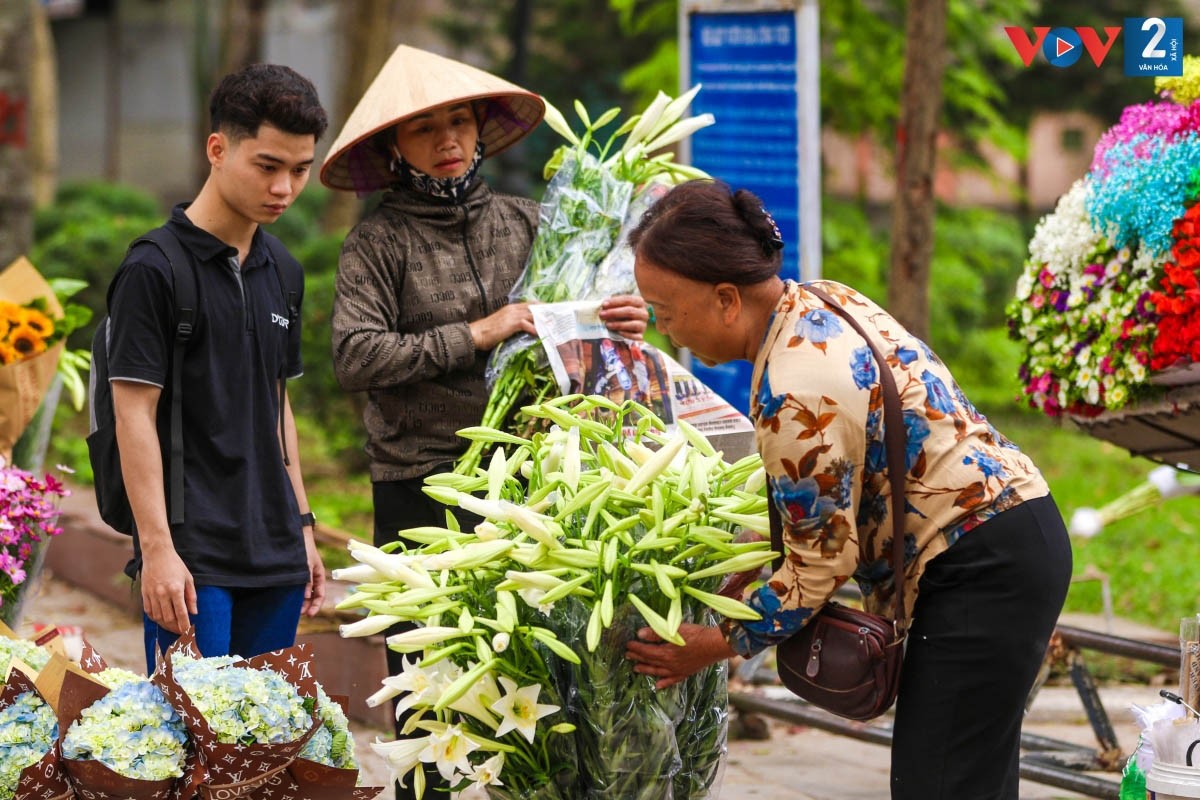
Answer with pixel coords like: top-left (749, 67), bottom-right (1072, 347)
top-left (1009, 55), bottom-right (1200, 417)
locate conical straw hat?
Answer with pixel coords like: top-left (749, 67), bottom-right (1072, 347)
top-left (320, 44), bottom-right (545, 193)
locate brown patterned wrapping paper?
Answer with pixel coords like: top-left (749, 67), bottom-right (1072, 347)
top-left (6, 664), bottom-right (73, 800)
top-left (150, 630), bottom-right (321, 799)
top-left (283, 695), bottom-right (381, 800)
top-left (56, 667), bottom-right (181, 800)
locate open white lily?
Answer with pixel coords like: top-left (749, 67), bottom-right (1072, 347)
top-left (420, 723), bottom-right (480, 781)
top-left (490, 677), bottom-right (561, 744)
top-left (371, 734), bottom-right (432, 788)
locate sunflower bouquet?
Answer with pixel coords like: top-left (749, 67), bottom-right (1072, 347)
top-left (0, 256), bottom-right (91, 465)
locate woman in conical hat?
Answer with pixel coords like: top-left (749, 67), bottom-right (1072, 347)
top-left (324, 46), bottom-right (648, 798)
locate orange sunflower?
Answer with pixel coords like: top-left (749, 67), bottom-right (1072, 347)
top-left (7, 323), bottom-right (48, 358)
top-left (0, 300), bottom-right (21, 338)
top-left (0, 340), bottom-right (16, 366)
top-left (18, 307), bottom-right (54, 339)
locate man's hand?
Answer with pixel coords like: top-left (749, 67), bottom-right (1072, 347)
top-left (140, 544), bottom-right (197, 635)
top-left (469, 303), bottom-right (538, 351)
top-left (302, 531), bottom-right (326, 617)
top-left (598, 294), bottom-right (649, 340)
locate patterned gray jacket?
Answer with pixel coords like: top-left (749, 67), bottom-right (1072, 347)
top-left (331, 180), bottom-right (538, 481)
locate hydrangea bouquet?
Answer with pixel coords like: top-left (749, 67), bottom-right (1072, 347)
top-left (152, 631), bottom-right (381, 799)
top-left (59, 674), bottom-right (189, 796)
top-left (0, 665), bottom-right (69, 800)
top-left (338, 395), bottom-right (771, 800)
top-left (157, 640), bottom-right (315, 796)
top-left (1008, 55), bottom-right (1200, 417)
top-left (0, 629), bottom-right (51, 677)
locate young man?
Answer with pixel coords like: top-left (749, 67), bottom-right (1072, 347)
top-left (105, 64), bottom-right (329, 671)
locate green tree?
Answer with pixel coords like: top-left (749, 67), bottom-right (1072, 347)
top-left (608, 0), bottom-right (1035, 164)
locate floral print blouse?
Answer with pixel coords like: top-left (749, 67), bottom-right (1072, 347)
top-left (724, 281), bottom-right (1050, 657)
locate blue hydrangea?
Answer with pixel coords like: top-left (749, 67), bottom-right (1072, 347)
top-left (298, 683), bottom-right (357, 769)
top-left (0, 690), bottom-right (58, 798)
top-left (172, 654), bottom-right (311, 745)
top-left (62, 680), bottom-right (187, 781)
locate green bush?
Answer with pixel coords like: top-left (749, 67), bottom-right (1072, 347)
top-left (822, 195), bottom-right (1030, 416)
top-left (31, 181), bottom-right (164, 348)
top-left (289, 231), bottom-right (369, 469)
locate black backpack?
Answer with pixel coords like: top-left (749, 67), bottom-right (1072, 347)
top-left (86, 225), bottom-right (299, 535)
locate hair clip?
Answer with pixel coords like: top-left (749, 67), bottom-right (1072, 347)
top-left (761, 207), bottom-right (784, 255)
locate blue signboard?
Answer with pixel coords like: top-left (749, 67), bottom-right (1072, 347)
top-left (684, 9), bottom-right (800, 414)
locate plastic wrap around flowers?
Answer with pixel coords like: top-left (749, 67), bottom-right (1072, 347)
top-left (1009, 55), bottom-right (1200, 417)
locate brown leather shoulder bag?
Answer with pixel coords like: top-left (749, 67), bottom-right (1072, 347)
top-left (771, 284), bottom-right (908, 721)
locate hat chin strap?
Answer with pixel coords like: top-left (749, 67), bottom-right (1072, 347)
top-left (387, 140), bottom-right (485, 204)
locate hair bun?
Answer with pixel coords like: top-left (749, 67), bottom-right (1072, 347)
top-left (731, 189), bottom-right (784, 256)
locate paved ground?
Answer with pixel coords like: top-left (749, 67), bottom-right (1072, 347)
top-left (20, 571), bottom-right (1158, 799)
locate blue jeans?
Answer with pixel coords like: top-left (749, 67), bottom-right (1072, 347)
top-left (143, 583), bottom-right (306, 673)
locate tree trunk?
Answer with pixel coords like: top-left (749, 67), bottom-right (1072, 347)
top-left (29, 0), bottom-right (57, 209)
top-left (0, 0), bottom-right (33, 269)
top-left (320, 0), bottom-right (400, 233)
top-left (217, 0), bottom-right (267, 78)
top-left (492, 0), bottom-right (533, 196)
top-left (886, 0), bottom-right (947, 343)
top-left (192, 0), bottom-right (268, 188)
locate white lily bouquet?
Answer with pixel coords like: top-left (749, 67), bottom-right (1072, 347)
top-left (454, 89), bottom-right (715, 476)
top-left (338, 394), bottom-right (773, 800)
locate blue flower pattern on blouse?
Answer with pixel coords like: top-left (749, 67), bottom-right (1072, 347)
top-left (795, 308), bottom-right (843, 343)
top-left (730, 281), bottom-right (1049, 657)
top-left (772, 475), bottom-right (844, 534)
top-left (921, 369), bottom-right (957, 417)
top-left (851, 346), bottom-right (876, 389)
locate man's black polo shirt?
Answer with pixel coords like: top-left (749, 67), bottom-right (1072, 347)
top-left (107, 204), bottom-right (308, 587)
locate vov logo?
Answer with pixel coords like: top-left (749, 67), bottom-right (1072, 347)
top-left (1004, 17), bottom-right (1183, 76)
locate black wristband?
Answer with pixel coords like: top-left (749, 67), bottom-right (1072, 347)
top-left (299, 511), bottom-right (316, 528)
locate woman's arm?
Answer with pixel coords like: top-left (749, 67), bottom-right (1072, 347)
top-left (331, 225), bottom-right (479, 391)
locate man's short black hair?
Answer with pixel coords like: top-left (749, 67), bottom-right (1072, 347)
top-left (209, 63), bottom-right (328, 142)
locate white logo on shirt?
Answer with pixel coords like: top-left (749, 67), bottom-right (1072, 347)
top-left (271, 313), bottom-right (290, 329)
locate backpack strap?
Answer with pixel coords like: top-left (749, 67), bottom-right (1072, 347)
top-left (130, 225), bottom-right (195, 529)
top-left (261, 233), bottom-right (300, 466)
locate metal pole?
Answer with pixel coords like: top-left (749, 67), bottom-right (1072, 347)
top-left (729, 692), bottom-right (1123, 798)
top-left (1057, 624), bottom-right (1180, 667)
top-left (797, 0), bottom-right (821, 281)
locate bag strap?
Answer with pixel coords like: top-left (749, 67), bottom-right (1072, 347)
top-left (130, 225), bottom-right (196, 529)
top-left (262, 233), bottom-right (299, 467)
top-left (767, 284), bottom-right (909, 632)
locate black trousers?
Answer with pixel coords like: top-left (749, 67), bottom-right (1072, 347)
top-left (890, 494), bottom-right (1073, 799)
top-left (374, 474), bottom-right (483, 800)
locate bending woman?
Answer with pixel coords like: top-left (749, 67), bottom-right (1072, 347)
top-left (623, 180), bottom-right (1071, 799)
